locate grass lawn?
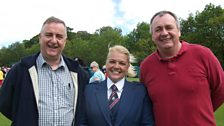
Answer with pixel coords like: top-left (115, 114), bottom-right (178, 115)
top-left (215, 104), bottom-right (224, 126)
top-left (0, 113), bottom-right (11, 126)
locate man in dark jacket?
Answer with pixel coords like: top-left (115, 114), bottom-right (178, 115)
top-left (0, 16), bottom-right (89, 126)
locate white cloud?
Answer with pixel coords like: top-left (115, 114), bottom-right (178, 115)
top-left (0, 0), bottom-right (115, 47)
top-left (0, 0), bottom-right (223, 48)
top-left (118, 0), bottom-right (224, 34)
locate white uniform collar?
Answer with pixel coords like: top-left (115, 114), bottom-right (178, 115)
top-left (107, 77), bottom-right (125, 92)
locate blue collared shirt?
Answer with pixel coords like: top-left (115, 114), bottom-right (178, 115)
top-left (36, 54), bottom-right (74, 126)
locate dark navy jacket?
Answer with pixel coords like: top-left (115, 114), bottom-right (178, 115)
top-left (0, 53), bottom-right (89, 126)
top-left (81, 80), bottom-right (154, 126)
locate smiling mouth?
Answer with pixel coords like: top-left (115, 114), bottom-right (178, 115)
top-left (160, 38), bottom-right (173, 43)
top-left (48, 45), bottom-right (58, 49)
top-left (111, 69), bottom-right (121, 74)
top-left (161, 37), bottom-right (171, 40)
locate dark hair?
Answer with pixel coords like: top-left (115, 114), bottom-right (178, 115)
top-left (74, 57), bottom-right (86, 67)
top-left (150, 10), bottom-right (180, 33)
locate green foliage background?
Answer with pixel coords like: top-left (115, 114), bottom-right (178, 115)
top-left (0, 3), bottom-right (223, 68)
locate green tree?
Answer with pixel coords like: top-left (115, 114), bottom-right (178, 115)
top-left (124, 22), bottom-right (155, 63)
top-left (89, 26), bottom-right (124, 66)
top-left (181, 3), bottom-right (224, 66)
top-left (0, 42), bottom-right (26, 66)
top-left (23, 35), bottom-right (39, 48)
top-left (0, 3), bottom-right (223, 68)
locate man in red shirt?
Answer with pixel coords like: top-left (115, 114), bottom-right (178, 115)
top-left (140, 10), bottom-right (224, 126)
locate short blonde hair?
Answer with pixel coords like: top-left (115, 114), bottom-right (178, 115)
top-left (107, 45), bottom-right (130, 63)
top-left (107, 45), bottom-right (136, 77)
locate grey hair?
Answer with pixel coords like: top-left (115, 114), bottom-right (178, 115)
top-left (40, 16), bottom-right (67, 37)
top-left (90, 61), bottom-right (99, 68)
top-left (150, 10), bottom-right (181, 33)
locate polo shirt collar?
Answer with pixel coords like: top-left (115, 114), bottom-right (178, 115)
top-left (156, 40), bottom-right (188, 62)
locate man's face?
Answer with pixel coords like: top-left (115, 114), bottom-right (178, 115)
top-left (39, 22), bottom-right (67, 61)
top-left (106, 51), bottom-right (129, 83)
top-left (151, 14), bottom-right (181, 52)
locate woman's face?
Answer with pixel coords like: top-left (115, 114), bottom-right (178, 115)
top-left (106, 51), bottom-right (129, 83)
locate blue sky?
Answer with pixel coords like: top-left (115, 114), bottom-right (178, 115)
top-left (0, 0), bottom-right (223, 48)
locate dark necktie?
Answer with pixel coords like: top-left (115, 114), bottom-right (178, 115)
top-left (109, 84), bottom-right (119, 112)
